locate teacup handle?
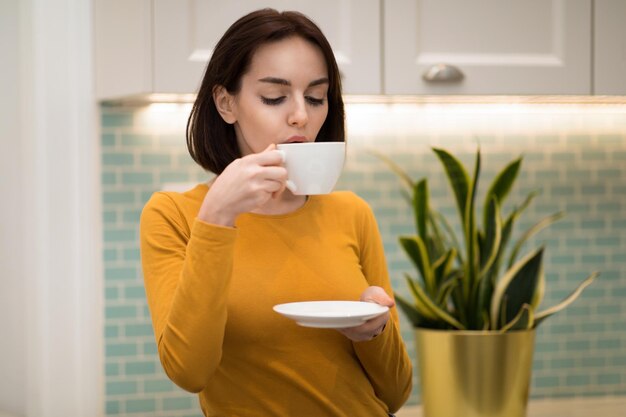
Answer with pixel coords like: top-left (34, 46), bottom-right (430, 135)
top-left (275, 149), bottom-right (298, 193)
top-left (285, 180), bottom-right (298, 193)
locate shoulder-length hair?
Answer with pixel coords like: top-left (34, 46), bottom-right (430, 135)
top-left (186, 8), bottom-right (345, 174)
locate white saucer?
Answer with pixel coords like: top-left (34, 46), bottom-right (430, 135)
top-left (273, 301), bottom-right (389, 328)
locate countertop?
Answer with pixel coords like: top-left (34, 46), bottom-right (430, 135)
top-left (396, 396), bottom-right (626, 417)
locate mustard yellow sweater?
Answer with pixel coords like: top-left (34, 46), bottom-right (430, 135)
top-left (140, 184), bottom-right (413, 416)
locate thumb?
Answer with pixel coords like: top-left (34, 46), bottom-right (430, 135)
top-left (264, 143), bottom-right (276, 152)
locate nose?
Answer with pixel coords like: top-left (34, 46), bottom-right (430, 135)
top-left (287, 97), bottom-right (308, 127)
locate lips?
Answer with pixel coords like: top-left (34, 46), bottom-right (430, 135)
top-left (285, 135), bottom-right (307, 144)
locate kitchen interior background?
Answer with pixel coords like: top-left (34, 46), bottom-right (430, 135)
top-left (102, 100), bottom-right (626, 416)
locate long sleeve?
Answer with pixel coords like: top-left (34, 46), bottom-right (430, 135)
top-left (352, 201), bottom-right (413, 413)
top-left (139, 192), bottom-right (237, 392)
top-left (139, 188), bottom-right (411, 416)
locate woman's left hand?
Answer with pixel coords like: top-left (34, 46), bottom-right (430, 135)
top-left (336, 286), bottom-right (395, 342)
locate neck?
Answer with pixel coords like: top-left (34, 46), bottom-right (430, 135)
top-left (252, 191), bottom-right (307, 215)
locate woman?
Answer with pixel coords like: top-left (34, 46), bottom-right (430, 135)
top-left (140, 8), bottom-right (412, 416)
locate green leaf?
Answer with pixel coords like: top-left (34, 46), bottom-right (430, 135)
top-left (508, 212), bottom-right (565, 269)
top-left (406, 274), bottom-right (466, 330)
top-left (433, 248), bottom-right (457, 287)
top-left (395, 293), bottom-right (423, 327)
top-left (499, 296), bottom-right (509, 329)
top-left (464, 149), bottom-right (480, 300)
top-left (436, 274), bottom-right (461, 306)
top-left (485, 192), bottom-right (536, 281)
top-left (490, 247), bottom-right (544, 329)
top-left (476, 265), bottom-right (495, 329)
top-left (399, 236), bottom-right (435, 294)
top-left (404, 274), bottom-right (437, 321)
top-left (433, 148), bottom-right (470, 226)
top-left (481, 310), bottom-right (491, 330)
top-left (517, 190), bottom-right (539, 213)
top-left (500, 304), bottom-right (534, 333)
top-left (451, 283), bottom-right (468, 327)
top-left (479, 197), bottom-right (502, 278)
top-left (483, 157), bottom-right (522, 229)
top-left (427, 211), bottom-right (447, 257)
top-left (534, 272), bottom-right (600, 327)
top-left (531, 265), bottom-right (545, 311)
top-left (413, 179), bottom-right (429, 241)
top-left (369, 149), bottom-right (414, 191)
top-left (476, 198), bottom-right (503, 323)
top-left (431, 210), bottom-right (464, 265)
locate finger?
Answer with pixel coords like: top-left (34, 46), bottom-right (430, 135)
top-left (268, 179), bottom-right (286, 193)
top-left (361, 286), bottom-right (395, 308)
top-left (363, 311), bottom-right (390, 330)
top-left (343, 311), bottom-right (389, 334)
top-left (336, 317), bottom-right (387, 342)
top-left (271, 182), bottom-right (287, 199)
top-left (253, 146), bottom-right (284, 167)
top-left (261, 166), bottom-right (288, 182)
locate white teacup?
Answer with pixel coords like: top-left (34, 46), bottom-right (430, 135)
top-left (276, 142), bottom-right (345, 195)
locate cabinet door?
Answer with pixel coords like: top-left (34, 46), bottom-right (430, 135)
top-left (594, 0), bottom-right (626, 94)
top-left (154, 0), bottom-right (381, 95)
top-left (384, 0), bottom-right (592, 95)
top-left (95, 0), bottom-right (153, 100)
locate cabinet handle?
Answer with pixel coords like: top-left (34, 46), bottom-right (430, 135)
top-left (422, 64), bottom-right (464, 83)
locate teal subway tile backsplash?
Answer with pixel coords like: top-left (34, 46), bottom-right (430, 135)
top-left (163, 397), bottom-right (195, 411)
top-left (125, 361), bottom-right (156, 376)
top-left (102, 113), bottom-right (134, 128)
top-left (566, 375), bottom-right (592, 386)
top-left (144, 379), bottom-right (175, 394)
top-left (102, 133), bottom-right (116, 147)
top-left (106, 400), bottom-right (120, 414)
top-left (142, 341), bottom-right (158, 356)
top-left (121, 133), bottom-right (153, 147)
top-left (105, 267), bottom-right (136, 281)
top-left (140, 153), bottom-right (172, 166)
top-left (124, 323), bottom-right (153, 337)
top-left (103, 153), bottom-right (135, 166)
top-left (106, 342), bottom-right (138, 358)
top-left (599, 374), bottom-right (622, 385)
top-left (124, 285), bottom-right (146, 300)
top-left (126, 399), bottom-right (156, 413)
top-left (106, 362), bottom-right (120, 377)
top-left (581, 357), bottom-right (607, 368)
top-left (106, 381), bottom-right (138, 396)
top-left (122, 172), bottom-right (155, 185)
top-left (101, 104), bottom-right (626, 415)
top-left (106, 306), bottom-right (138, 320)
top-left (104, 191), bottom-right (136, 205)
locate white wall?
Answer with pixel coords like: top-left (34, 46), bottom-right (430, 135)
top-left (0, 0), bottom-right (103, 416)
top-left (0, 0), bottom-right (27, 412)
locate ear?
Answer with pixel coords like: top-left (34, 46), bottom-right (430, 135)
top-left (213, 85), bottom-right (237, 124)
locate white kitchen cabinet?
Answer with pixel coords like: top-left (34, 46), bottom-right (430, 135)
top-left (383, 0), bottom-right (592, 95)
top-left (95, 0), bottom-right (380, 100)
top-left (96, 0), bottom-right (625, 100)
top-left (594, 0), bottom-right (626, 95)
top-left (95, 0), bottom-right (153, 100)
top-left (154, 0), bottom-right (380, 95)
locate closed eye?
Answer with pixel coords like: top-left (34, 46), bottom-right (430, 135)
top-left (306, 96), bottom-right (325, 106)
top-left (261, 96), bottom-right (285, 105)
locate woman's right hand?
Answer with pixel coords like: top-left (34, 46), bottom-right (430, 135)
top-left (198, 144), bottom-right (287, 227)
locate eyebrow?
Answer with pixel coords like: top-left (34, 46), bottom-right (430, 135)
top-left (258, 77), bottom-right (329, 87)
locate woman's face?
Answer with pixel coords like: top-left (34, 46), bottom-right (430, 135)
top-left (227, 36), bottom-right (330, 156)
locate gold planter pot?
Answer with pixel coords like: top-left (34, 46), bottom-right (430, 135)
top-left (415, 328), bottom-right (536, 417)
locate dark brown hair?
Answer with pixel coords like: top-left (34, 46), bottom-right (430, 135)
top-left (186, 8), bottom-right (345, 174)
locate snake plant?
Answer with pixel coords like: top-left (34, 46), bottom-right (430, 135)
top-left (377, 148), bottom-right (598, 331)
